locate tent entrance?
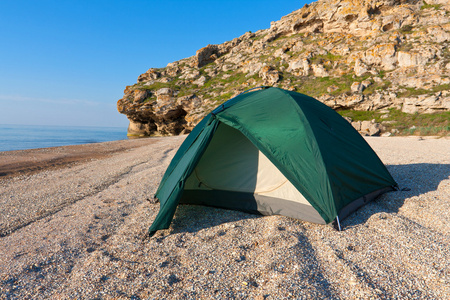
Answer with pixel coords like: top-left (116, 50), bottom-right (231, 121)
top-left (182, 123), bottom-right (325, 224)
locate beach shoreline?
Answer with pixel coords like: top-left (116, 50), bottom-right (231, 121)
top-left (0, 138), bottom-right (158, 179)
top-left (0, 135), bottom-right (449, 299)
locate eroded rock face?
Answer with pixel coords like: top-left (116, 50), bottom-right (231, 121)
top-left (194, 45), bottom-right (220, 68)
top-left (117, 0), bottom-right (450, 136)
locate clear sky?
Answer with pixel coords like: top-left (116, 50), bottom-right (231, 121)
top-left (0, 0), bottom-right (308, 128)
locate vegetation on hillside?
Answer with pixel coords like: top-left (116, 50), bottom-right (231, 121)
top-left (338, 109), bottom-right (450, 136)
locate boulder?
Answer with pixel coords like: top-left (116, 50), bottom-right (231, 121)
top-left (363, 43), bottom-right (397, 70)
top-left (242, 61), bottom-right (264, 76)
top-left (351, 82), bottom-right (363, 93)
top-left (327, 85), bottom-right (339, 93)
top-left (427, 26), bottom-right (450, 43)
top-left (398, 51), bottom-right (428, 68)
top-left (180, 69), bottom-right (201, 80)
top-left (193, 76), bottom-right (207, 86)
top-left (360, 120), bottom-right (382, 136)
top-left (402, 99), bottom-right (419, 114)
top-left (133, 89), bottom-right (151, 103)
top-left (137, 69), bottom-right (160, 82)
top-left (259, 66), bottom-right (281, 85)
top-left (351, 121), bottom-right (362, 131)
top-left (354, 59), bottom-right (369, 77)
top-left (288, 59), bottom-right (304, 71)
top-left (312, 64), bottom-right (329, 77)
top-left (351, 80), bottom-right (371, 93)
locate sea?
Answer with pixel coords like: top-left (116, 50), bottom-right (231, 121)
top-left (0, 124), bottom-right (128, 152)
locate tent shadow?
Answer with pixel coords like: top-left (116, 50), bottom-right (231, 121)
top-left (341, 163), bottom-right (450, 229)
top-left (171, 205), bottom-right (263, 234)
top-left (287, 230), bottom-right (338, 297)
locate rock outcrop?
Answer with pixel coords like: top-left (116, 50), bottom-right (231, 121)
top-left (117, 0), bottom-right (450, 136)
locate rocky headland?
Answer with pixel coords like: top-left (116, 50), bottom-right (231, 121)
top-left (117, 0), bottom-right (450, 136)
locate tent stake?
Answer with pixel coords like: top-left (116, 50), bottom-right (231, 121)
top-left (336, 216), bottom-right (342, 231)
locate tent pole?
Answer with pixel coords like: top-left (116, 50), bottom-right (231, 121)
top-left (336, 216), bottom-right (342, 231)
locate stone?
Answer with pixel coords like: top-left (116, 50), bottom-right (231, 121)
top-left (360, 120), bottom-right (372, 132)
top-left (351, 82), bottom-right (363, 93)
top-left (291, 41), bottom-right (304, 52)
top-left (243, 61), bottom-right (264, 76)
top-left (369, 123), bottom-right (382, 136)
top-left (442, 97), bottom-right (450, 109)
top-left (419, 95), bottom-right (439, 106)
top-left (156, 88), bottom-right (173, 96)
top-left (348, 279), bottom-right (357, 286)
top-left (426, 0), bottom-right (449, 4)
top-left (132, 89), bottom-right (151, 103)
top-left (363, 43), bottom-right (397, 70)
top-left (259, 66), bottom-right (281, 85)
top-left (327, 85), bottom-right (339, 93)
top-left (351, 121), bottom-right (362, 131)
top-left (274, 48), bottom-right (288, 58)
top-left (351, 80), bottom-right (371, 93)
top-left (288, 58), bottom-right (310, 75)
top-left (137, 68), bottom-right (160, 82)
top-left (402, 105), bottom-right (418, 114)
top-left (354, 59), bottom-right (368, 77)
top-left (361, 80), bottom-right (371, 89)
top-left (177, 94), bottom-right (202, 111)
top-left (360, 120), bottom-right (382, 136)
top-left (263, 32), bottom-right (280, 43)
top-left (398, 51), bottom-right (428, 68)
top-left (312, 64), bottom-right (329, 77)
top-left (180, 69), bottom-right (201, 80)
top-left (159, 77), bottom-right (172, 83)
top-left (427, 26), bottom-right (450, 43)
top-left (288, 59), bottom-right (304, 71)
top-left (193, 76), bottom-right (207, 86)
top-left (222, 64), bottom-right (234, 72)
top-left (301, 58), bottom-right (311, 73)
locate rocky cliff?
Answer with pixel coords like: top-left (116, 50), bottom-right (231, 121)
top-left (117, 0), bottom-right (450, 136)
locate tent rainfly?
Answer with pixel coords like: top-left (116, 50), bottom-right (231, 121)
top-left (149, 87), bottom-right (397, 235)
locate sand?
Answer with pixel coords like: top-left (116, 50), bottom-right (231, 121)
top-left (0, 135), bottom-right (449, 299)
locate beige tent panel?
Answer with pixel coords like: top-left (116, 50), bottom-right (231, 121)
top-left (185, 123), bottom-right (312, 206)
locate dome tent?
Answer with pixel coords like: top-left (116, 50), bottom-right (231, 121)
top-left (149, 87), bottom-right (397, 236)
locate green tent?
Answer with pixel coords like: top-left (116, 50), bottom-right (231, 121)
top-left (149, 87), bottom-right (397, 235)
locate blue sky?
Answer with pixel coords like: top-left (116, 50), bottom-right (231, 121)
top-left (0, 0), bottom-right (307, 128)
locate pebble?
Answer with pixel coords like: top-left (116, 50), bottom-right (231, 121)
top-left (0, 136), bottom-right (448, 299)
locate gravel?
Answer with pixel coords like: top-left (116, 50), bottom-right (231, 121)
top-left (0, 135), bottom-right (449, 299)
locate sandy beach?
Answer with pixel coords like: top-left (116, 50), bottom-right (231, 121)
top-left (0, 135), bottom-right (449, 299)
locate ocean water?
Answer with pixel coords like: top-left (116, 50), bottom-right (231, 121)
top-left (0, 124), bottom-right (128, 152)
